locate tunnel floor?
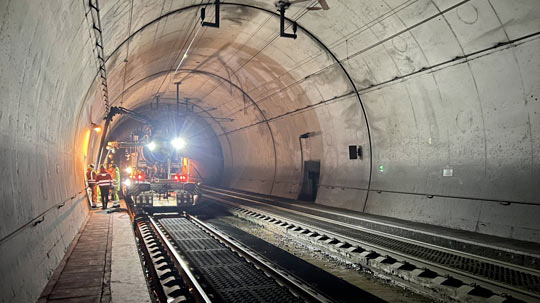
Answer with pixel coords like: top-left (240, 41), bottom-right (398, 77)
top-left (36, 190), bottom-right (540, 302)
top-left (38, 201), bottom-right (150, 303)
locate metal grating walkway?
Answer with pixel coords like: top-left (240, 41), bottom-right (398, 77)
top-left (159, 217), bottom-right (304, 303)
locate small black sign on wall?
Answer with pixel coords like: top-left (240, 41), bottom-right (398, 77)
top-left (349, 145), bottom-right (362, 160)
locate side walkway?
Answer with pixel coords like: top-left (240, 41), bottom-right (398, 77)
top-left (110, 204), bottom-right (151, 303)
top-left (39, 201), bottom-right (150, 302)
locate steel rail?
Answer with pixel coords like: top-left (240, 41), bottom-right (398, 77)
top-left (148, 216), bottom-right (213, 303)
top-left (204, 187), bottom-right (540, 259)
top-left (203, 190), bottom-right (540, 302)
top-left (186, 214), bottom-right (332, 303)
top-left (203, 188), bottom-right (540, 273)
top-left (133, 220), bottom-right (168, 301)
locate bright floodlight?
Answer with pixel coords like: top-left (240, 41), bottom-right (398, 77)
top-left (171, 137), bottom-right (186, 150)
top-left (147, 141), bottom-right (157, 151)
top-left (125, 167), bottom-right (133, 174)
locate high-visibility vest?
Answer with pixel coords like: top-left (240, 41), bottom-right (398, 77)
top-left (113, 167), bottom-right (121, 188)
top-left (86, 170), bottom-right (97, 185)
top-left (96, 172), bottom-right (113, 187)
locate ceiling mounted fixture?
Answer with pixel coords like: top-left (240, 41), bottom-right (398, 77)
top-left (275, 1), bottom-right (298, 39)
top-left (201, 0), bottom-right (220, 28)
top-left (289, 0), bottom-right (330, 11)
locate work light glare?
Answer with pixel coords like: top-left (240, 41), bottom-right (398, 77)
top-left (147, 142), bottom-right (157, 151)
top-left (171, 137), bottom-right (186, 150)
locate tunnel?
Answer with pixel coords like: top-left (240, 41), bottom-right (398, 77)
top-left (1, 1), bottom-right (539, 302)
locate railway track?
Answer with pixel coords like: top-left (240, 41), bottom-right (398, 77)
top-left (135, 217), bottom-right (197, 303)
top-left (202, 187), bottom-right (540, 303)
top-left (132, 209), bottom-right (337, 302)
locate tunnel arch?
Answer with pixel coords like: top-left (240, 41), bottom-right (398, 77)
top-left (107, 101), bottom-right (225, 185)
top-left (100, 2), bottom-right (373, 200)
top-left (2, 2), bottom-right (540, 301)
top-left (105, 68), bottom-right (279, 191)
top-left (78, 0), bottom-right (540, 241)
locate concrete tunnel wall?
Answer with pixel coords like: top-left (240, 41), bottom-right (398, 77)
top-left (1, 1), bottom-right (539, 302)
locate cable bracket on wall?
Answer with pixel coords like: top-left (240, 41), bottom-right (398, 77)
top-left (88, 0), bottom-right (110, 117)
top-left (276, 1), bottom-right (297, 39)
top-left (201, 0), bottom-right (220, 28)
top-left (32, 216), bottom-right (45, 227)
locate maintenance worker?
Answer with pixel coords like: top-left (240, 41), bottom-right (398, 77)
top-left (111, 164), bottom-right (121, 208)
top-left (96, 165), bottom-right (113, 210)
top-left (107, 163), bottom-right (114, 175)
top-left (86, 164), bottom-right (98, 208)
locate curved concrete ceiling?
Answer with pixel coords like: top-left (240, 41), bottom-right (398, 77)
top-left (92, 0), bottom-right (540, 232)
top-left (1, 1), bottom-right (540, 301)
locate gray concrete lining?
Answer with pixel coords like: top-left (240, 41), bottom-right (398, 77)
top-left (1, 1), bottom-right (540, 302)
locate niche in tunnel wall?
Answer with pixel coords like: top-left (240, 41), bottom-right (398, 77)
top-left (312, 95), bottom-right (371, 210)
top-left (298, 160), bottom-right (320, 202)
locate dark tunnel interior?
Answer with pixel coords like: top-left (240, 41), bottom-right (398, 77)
top-left (1, 0), bottom-right (539, 302)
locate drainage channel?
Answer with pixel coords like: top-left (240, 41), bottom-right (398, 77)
top-left (147, 213), bottom-right (336, 303)
top-left (202, 191), bottom-right (540, 303)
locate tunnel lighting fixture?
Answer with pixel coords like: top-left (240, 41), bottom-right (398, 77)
top-left (91, 123), bottom-right (102, 133)
top-left (125, 167), bottom-right (133, 174)
top-left (147, 142), bottom-right (157, 151)
top-left (171, 137), bottom-right (186, 150)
